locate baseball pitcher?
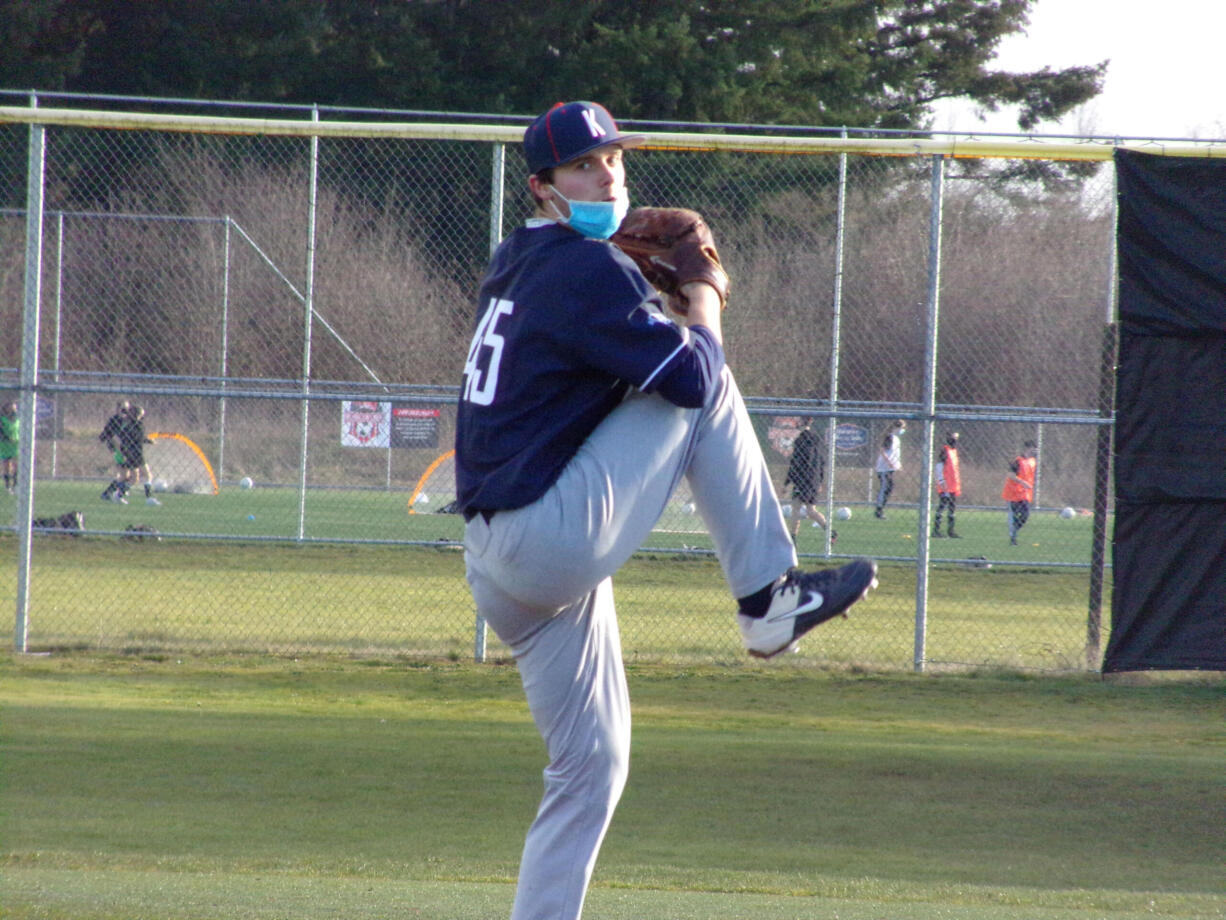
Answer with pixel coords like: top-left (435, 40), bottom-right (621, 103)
top-left (454, 101), bottom-right (877, 920)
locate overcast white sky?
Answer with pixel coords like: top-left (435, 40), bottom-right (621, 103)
top-left (935, 0), bottom-right (1226, 140)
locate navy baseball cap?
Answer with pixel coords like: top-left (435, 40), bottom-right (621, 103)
top-left (523, 101), bottom-right (646, 174)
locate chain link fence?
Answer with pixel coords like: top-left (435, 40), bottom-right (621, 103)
top-left (1, 93), bottom-right (1142, 671)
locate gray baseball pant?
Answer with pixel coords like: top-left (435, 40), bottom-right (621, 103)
top-left (463, 366), bottom-right (795, 920)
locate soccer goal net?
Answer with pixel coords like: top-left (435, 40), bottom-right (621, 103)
top-left (147, 432), bottom-right (219, 495)
top-left (407, 449), bottom-right (458, 515)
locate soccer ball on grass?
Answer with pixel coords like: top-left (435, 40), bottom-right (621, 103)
top-left (835, 506), bottom-right (853, 521)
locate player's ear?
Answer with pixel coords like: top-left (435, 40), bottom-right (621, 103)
top-left (528, 170), bottom-right (561, 213)
top-left (527, 173), bottom-right (547, 205)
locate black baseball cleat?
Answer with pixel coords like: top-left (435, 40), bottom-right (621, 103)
top-left (739, 558), bottom-right (878, 659)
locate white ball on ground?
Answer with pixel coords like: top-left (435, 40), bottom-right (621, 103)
top-left (683, 501), bottom-right (697, 515)
top-left (239, 476), bottom-right (254, 490)
top-left (152, 477), bottom-right (169, 493)
top-left (835, 506), bottom-right (853, 521)
top-left (415, 492), bottom-right (430, 505)
top-left (1060, 506), bottom-right (1076, 519)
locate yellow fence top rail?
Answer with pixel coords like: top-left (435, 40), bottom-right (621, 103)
top-left (5, 105), bottom-right (1226, 161)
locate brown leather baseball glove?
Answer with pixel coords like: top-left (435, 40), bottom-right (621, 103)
top-left (610, 207), bottom-right (730, 315)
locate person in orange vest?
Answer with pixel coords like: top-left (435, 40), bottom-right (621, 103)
top-left (1002, 440), bottom-right (1038, 545)
top-left (932, 430), bottom-right (961, 538)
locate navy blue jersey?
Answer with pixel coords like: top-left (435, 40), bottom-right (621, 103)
top-left (455, 221), bottom-right (719, 514)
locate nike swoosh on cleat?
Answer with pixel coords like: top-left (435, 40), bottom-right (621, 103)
top-left (763, 591), bottom-right (823, 623)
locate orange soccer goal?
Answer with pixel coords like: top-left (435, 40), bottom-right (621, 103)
top-left (147, 432), bottom-right (219, 495)
top-left (407, 449), bottom-right (456, 515)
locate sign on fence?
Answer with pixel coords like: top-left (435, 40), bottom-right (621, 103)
top-left (341, 402), bottom-right (440, 449)
top-left (341, 401), bottom-right (389, 447)
top-left (390, 406), bottom-right (439, 449)
top-left (835, 422), bottom-right (871, 466)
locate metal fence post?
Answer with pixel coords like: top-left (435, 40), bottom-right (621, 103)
top-left (297, 110), bottom-right (320, 540)
top-left (471, 142), bottom-right (508, 662)
top-left (1087, 187), bottom-right (1120, 667)
top-left (15, 114), bottom-right (46, 653)
top-left (915, 153), bottom-right (946, 673)
top-left (824, 134), bottom-right (849, 554)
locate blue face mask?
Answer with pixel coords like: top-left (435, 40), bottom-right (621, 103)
top-left (549, 187), bottom-right (629, 239)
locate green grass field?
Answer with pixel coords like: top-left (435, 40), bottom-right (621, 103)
top-left (2, 655), bottom-right (1223, 920)
top-left (11, 479), bottom-right (1105, 566)
top-left (0, 486), bottom-right (1212, 919)
top-left (3, 478), bottom-right (1112, 671)
top-left (4, 535), bottom-right (1105, 671)
top-left (14, 479), bottom-right (461, 543)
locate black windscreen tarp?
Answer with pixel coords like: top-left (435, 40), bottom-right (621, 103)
top-left (1106, 149), bottom-right (1226, 671)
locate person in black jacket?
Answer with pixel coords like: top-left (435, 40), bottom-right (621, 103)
top-left (783, 419), bottom-right (835, 544)
top-left (123, 405), bottom-right (160, 506)
top-left (99, 400), bottom-right (132, 503)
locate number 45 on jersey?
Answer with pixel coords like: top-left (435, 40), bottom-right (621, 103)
top-left (462, 298), bottom-right (514, 406)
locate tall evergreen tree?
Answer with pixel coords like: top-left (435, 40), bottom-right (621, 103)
top-left (0, 0), bottom-right (1104, 131)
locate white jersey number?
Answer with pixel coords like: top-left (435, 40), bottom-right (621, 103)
top-left (462, 297), bottom-right (515, 406)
